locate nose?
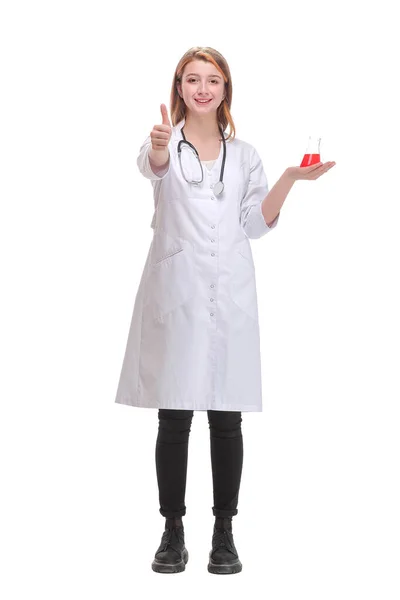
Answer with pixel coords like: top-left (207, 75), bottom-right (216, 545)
top-left (198, 80), bottom-right (210, 94)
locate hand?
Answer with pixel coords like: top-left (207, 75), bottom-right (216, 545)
top-left (150, 104), bottom-right (172, 151)
top-left (286, 161), bottom-right (336, 181)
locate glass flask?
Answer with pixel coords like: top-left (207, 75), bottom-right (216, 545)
top-left (300, 136), bottom-right (321, 167)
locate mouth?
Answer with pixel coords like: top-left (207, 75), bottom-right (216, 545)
top-left (195, 98), bottom-right (212, 105)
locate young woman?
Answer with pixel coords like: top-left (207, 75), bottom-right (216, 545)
top-left (115, 46), bottom-right (335, 575)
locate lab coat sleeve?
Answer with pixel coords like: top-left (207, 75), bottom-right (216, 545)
top-left (137, 135), bottom-right (171, 181)
top-left (240, 145), bottom-right (280, 239)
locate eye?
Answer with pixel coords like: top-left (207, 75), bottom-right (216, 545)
top-left (187, 78), bottom-right (219, 83)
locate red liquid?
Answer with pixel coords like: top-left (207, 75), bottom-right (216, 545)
top-left (300, 153), bottom-right (320, 167)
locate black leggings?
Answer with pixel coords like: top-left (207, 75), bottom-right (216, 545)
top-left (155, 409), bottom-right (243, 518)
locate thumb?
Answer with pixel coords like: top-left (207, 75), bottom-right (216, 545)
top-left (160, 103), bottom-right (171, 126)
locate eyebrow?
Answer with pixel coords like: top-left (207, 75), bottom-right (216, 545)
top-left (185, 73), bottom-right (222, 79)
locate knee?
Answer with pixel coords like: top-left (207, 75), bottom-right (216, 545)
top-left (207, 411), bottom-right (243, 437)
top-left (157, 409), bottom-right (194, 439)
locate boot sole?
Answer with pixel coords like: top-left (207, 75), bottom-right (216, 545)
top-left (151, 548), bottom-right (189, 574)
top-left (208, 553), bottom-right (242, 574)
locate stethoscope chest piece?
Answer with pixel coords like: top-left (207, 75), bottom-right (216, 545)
top-left (213, 180), bottom-right (224, 196)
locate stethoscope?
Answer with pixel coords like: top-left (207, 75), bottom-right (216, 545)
top-left (178, 125), bottom-right (226, 196)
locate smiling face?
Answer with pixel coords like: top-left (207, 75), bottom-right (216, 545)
top-left (177, 59), bottom-right (225, 116)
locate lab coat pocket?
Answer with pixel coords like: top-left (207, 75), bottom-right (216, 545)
top-left (229, 241), bottom-right (258, 321)
top-left (144, 230), bottom-right (195, 321)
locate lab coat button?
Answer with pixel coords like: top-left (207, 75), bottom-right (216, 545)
top-left (210, 298), bottom-right (214, 302)
top-left (211, 196), bottom-right (215, 200)
top-left (211, 252), bottom-right (215, 256)
top-left (211, 225), bottom-right (215, 229)
top-left (211, 238), bottom-right (215, 242)
top-left (210, 284), bottom-right (215, 288)
top-left (210, 313), bottom-right (214, 316)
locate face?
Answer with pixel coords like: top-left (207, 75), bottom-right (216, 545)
top-left (178, 59), bottom-right (225, 115)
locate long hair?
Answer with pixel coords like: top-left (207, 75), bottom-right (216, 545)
top-left (170, 46), bottom-right (236, 142)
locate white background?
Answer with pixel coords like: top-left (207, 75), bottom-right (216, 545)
top-left (1, 0), bottom-right (399, 597)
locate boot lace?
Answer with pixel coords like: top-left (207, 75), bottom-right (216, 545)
top-left (212, 527), bottom-right (237, 556)
top-left (159, 526), bottom-right (184, 557)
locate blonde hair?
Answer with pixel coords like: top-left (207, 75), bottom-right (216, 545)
top-left (170, 46), bottom-right (236, 142)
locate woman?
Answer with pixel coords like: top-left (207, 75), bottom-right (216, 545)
top-left (114, 46), bottom-right (336, 575)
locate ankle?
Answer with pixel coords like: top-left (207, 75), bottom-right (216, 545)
top-left (214, 516), bottom-right (232, 529)
top-left (165, 516), bottom-right (183, 528)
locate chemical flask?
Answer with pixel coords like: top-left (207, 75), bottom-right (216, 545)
top-left (300, 136), bottom-right (321, 167)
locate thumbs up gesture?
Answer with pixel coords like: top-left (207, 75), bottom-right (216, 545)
top-left (150, 104), bottom-right (172, 152)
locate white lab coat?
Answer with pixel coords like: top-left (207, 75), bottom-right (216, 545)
top-left (114, 117), bottom-right (280, 412)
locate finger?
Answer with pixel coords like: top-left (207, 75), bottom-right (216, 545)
top-left (153, 124), bottom-right (171, 134)
top-left (310, 167), bottom-right (328, 178)
top-left (308, 164), bottom-right (332, 179)
top-left (307, 162), bottom-right (323, 171)
top-left (316, 161), bottom-right (336, 170)
top-left (151, 133), bottom-right (169, 144)
top-left (160, 103), bottom-right (171, 126)
top-left (151, 134), bottom-right (169, 147)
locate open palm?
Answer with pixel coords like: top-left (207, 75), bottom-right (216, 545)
top-left (287, 161), bottom-right (336, 181)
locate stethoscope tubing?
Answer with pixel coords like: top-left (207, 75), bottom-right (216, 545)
top-left (178, 124), bottom-right (226, 195)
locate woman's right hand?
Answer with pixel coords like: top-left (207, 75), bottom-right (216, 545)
top-left (150, 104), bottom-right (172, 151)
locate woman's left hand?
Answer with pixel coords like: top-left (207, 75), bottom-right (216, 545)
top-left (286, 161), bottom-right (336, 181)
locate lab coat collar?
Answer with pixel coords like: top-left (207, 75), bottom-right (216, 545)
top-left (172, 118), bottom-right (185, 140)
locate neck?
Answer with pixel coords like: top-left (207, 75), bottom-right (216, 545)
top-left (183, 112), bottom-right (221, 140)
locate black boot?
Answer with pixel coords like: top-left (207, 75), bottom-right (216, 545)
top-left (151, 516), bottom-right (189, 574)
top-left (208, 516), bottom-right (242, 574)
